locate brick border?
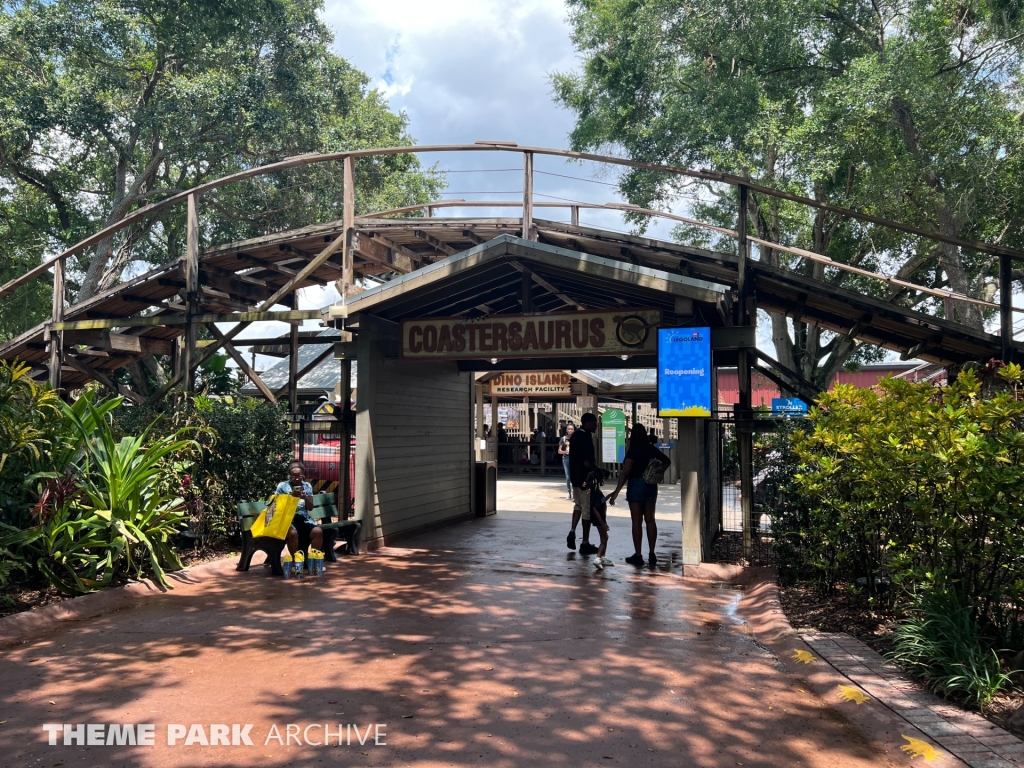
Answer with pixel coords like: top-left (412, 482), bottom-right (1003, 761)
top-left (803, 632), bottom-right (1024, 768)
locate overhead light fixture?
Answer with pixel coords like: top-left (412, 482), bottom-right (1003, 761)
top-left (620, 355), bottom-right (629, 361)
top-left (490, 358), bottom-right (498, 365)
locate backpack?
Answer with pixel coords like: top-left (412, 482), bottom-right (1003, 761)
top-left (642, 452), bottom-right (668, 484)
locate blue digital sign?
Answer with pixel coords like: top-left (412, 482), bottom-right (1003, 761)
top-left (658, 327), bottom-right (712, 417)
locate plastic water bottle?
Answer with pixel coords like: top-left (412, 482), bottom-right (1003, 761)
top-left (282, 553), bottom-right (293, 580)
top-left (309, 549), bottom-right (324, 576)
top-left (293, 551), bottom-right (304, 579)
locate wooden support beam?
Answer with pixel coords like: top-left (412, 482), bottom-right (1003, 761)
top-left (48, 257), bottom-right (64, 390)
top-left (196, 288), bottom-right (252, 314)
top-left (274, 344), bottom-right (335, 399)
top-left (369, 233), bottom-right (421, 268)
top-left (63, 355), bottom-right (145, 404)
top-left (523, 151), bottom-right (535, 240)
top-left (289, 297), bottom-right (299, 412)
top-left (509, 261), bottom-right (585, 310)
top-left (235, 253), bottom-right (329, 287)
top-left (198, 335), bottom-right (335, 348)
top-left (119, 293), bottom-right (166, 307)
top-left (413, 229), bottom-right (457, 256)
top-left (206, 324), bottom-right (276, 403)
top-left (198, 266), bottom-right (267, 302)
top-left (63, 330), bottom-right (141, 354)
top-left (462, 229), bottom-right (485, 245)
top-left (352, 232), bottom-right (412, 273)
top-left (343, 155), bottom-right (355, 294)
top-left (53, 309), bottom-right (320, 331)
top-left (184, 193), bottom-right (200, 392)
top-left (152, 231), bottom-right (344, 402)
top-left (750, 348), bottom-right (821, 403)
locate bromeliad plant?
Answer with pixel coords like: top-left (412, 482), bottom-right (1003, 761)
top-left (2, 392), bottom-right (196, 593)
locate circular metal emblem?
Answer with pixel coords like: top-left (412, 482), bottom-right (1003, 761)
top-left (615, 314), bottom-right (651, 348)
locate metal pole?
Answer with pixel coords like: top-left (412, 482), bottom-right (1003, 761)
top-left (522, 151), bottom-right (535, 240)
top-left (737, 184), bottom-right (755, 561)
top-left (1000, 253), bottom-right (1013, 363)
top-left (48, 257), bottom-right (64, 390)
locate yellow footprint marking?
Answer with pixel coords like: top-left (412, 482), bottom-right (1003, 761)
top-left (901, 735), bottom-right (941, 761)
top-left (791, 649), bottom-right (815, 664)
top-left (837, 685), bottom-right (870, 705)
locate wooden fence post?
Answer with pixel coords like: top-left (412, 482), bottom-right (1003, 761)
top-left (48, 257), bottom-right (64, 390)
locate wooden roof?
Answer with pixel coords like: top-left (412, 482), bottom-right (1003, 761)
top-left (1, 213), bottom-right (1018, 394)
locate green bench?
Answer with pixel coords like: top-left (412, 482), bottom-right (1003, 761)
top-left (234, 493), bottom-right (361, 576)
top-left (307, 493), bottom-right (362, 561)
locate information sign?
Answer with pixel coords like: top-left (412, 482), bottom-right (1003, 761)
top-left (601, 409), bottom-right (627, 463)
top-left (771, 398), bottom-right (807, 416)
top-left (657, 327), bottom-right (712, 417)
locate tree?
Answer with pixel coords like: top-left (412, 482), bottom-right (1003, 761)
top-left (0, 0), bottom-right (442, 315)
top-left (553, 0), bottom-right (1024, 386)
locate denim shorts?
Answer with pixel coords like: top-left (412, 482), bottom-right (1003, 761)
top-left (626, 476), bottom-right (658, 504)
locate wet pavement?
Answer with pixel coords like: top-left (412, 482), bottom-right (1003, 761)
top-left (0, 477), bottom-right (894, 767)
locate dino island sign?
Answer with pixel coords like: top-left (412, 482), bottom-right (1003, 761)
top-left (401, 309), bottom-right (662, 360)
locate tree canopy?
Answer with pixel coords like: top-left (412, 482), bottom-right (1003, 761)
top-left (554, 0), bottom-right (1024, 385)
top-left (0, 0), bottom-right (441, 342)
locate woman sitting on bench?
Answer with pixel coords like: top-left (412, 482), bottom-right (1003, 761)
top-left (274, 461), bottom-right (324, 563)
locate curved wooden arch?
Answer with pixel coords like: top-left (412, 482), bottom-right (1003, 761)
top-left (3, 141), bottom-right (1023, 303)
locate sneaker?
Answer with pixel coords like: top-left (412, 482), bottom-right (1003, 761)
top-left (566, 531), bottom-right (576, 551)
top-left (594, 558), bottom-right (604, 570)
top-left (625, 553), bottom-right (644, 567)
top-left (648, 553), bottom-right (658, 568)
top-left (567, 494), bottom-right (574, 501)
top-left (599, 557), bottom-right (615, 567)
top-left (579, 541), bottom-right (599, 555)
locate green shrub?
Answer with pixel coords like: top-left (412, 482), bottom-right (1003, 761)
top-left (792, 365), bottom-right (1024, 623)
top-left (112, 394), bottom-right (291, 546)
top-left (888, 587), bottom-right (1012, 710)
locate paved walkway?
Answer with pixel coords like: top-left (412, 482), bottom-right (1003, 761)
top-left (0, 478), bottom-right (938, 767)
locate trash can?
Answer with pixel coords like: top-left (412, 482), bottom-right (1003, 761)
top-left (474, 460), bottom-right (497, 517)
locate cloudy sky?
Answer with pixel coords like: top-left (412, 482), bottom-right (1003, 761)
top-left (237, 0), bottom-right (776, 360)
top-left (290, 0), bottom-right (686, 305)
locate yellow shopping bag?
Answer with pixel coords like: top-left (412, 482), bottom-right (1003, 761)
top-left (249, 494), bottom-right (299, 540)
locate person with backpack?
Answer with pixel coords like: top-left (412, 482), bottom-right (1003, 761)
top-left (606, 423), bottom-right (671, 567)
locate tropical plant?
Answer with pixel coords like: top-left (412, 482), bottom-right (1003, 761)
top-left (0, 360), bottom-right (66, 528)
top-left (2, 392), bottom-right (195, 593)
top-left (888, 587), bottom-right (1013, 710)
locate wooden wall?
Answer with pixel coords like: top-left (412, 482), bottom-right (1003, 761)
top-left (355, 315), bottom-right (474, 546)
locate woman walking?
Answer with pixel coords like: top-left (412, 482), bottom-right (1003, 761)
top-left (558, 423), bottom-right (574, 500)
top-left (607, 424), bottom-right (670, 567)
